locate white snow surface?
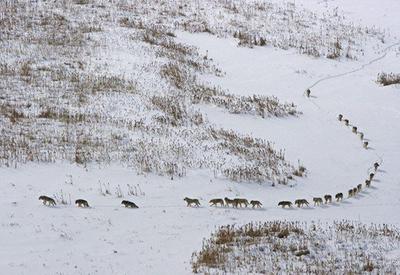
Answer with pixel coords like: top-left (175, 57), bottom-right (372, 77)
top-left (1, 1), bottom-right (400, 274)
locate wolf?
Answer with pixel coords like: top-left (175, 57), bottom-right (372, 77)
top-left (233, 198), bottom-right (249, 208)
top-left (39, 195), bottom-right (56, 206)
top-left (250, 200), bottom-right (262, 208)
top-left (209, 198), bottom-right (224, 207)
top-left (313, 197), bottom-right (323, 206)
top-left (75, 199), bottom-right (89, 208)
top-left (224, 197), bottom-right (235, 207)
top-left (278, 201), bottom-right (292, 208)
top-left (295, 199), bottom-right (309, 207)
top-left (369, 173), bottom-right (375, 180)
top-left (121, 200), bottom-right (138, 208)
top-left (335, 193), bottom-right (343, 202)
top-left (184, 197), bottom-right (200, 207)
top-left (324, 195), bottom-right (332, 204)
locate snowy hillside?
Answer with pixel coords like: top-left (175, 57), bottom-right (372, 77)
top-left (0, 0), bottom-right (399, 274)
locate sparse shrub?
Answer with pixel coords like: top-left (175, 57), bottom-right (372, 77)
top-left (19, 62), bottom-right (32, 77)
top-left (295, 249), bottom-right (310, 257)
top-left (192, 221), bottom-right (400, 274)
top-left (151, 95), bottom-right (187, 126)
top-left (160, 62), bottom-right (191, 89)
top-left (53, 190), bottom-right (71, 205)
top-left (215, 226), bottom-right (235, 245)
top-left (127, 184), bottom-right (145, 197)
top-left (277, 228), bottom-right (290, 238)
top-left (99, 181), bottom-right (112, 196)
top-left (115, 185), bottom-right (123, 198)
top-left (377, 72), bottom-right (400, 86)
top-left (74, 0), bottom-right (89, 5)
top-left (327, 38), bottom-right (342, 59)
top-left (363, 260), bottom-right (375, 272)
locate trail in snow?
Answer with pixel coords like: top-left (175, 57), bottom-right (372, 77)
top-left (307, 41), bottom-right (400, 91)
top-left (305, 42), bottom-right (400, 166)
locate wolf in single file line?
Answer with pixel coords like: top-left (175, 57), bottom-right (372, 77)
top-left (224, 197), bottom-right (235, 207)
top-left (184, 197), bottom-right (200, 207)
top-left (313, 197), bottom-right (323, 206)
top-left (209, 198), bottom-right (224, 207)
top-left (295, 199), bottom-right (309, 207)
top-left (324, 195), bottom-right (332, 204)
top-left (369, 173), bottom-right (375, 180)
top-left (278, 201), bottom-right (292, 208)
top-left (39, 195), bottom-right (56, 206)
top-left (121, 200), bottom-right (138, 208)
top-left (335, 193), bottom-right (343, 202)
top-left (233, 198), bottom-right (249, 208)
top-left (250, 200), bottom-right (262, 208)
top-left (75, 199), bottom-right (89, 208)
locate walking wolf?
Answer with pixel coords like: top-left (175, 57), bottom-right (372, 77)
top-left (233, 198), bottom-right (249, 208)
top-left (209, 198), bottom-right (224, 207)
top-left (39, 195), bottom-right (56, 206)
top-left (121, 200), bottom-right (138, 208)
top-left (324, 195), bottom-right (332, 204)
top-left (75, 199), bottom-right (89, 208)
top-left (224, 197), bottom-right (235, 207)
top-left (278, 201), bottom-right (292, 208)
top-left (295, 199), bottom-right (309, 207)
top-left (250, 200), bottom-right (262, 208)
top-left (184, 197), bottom-right (200, 207)
top-left (335, 193), bottom-right (343, 202)
top-left (313, 197), bottom-right (323, 206)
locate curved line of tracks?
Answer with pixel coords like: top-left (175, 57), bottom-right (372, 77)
top-left (302, 41), bottom-right (400, 204)
top-left (307, 41), bottom-right (400, 90)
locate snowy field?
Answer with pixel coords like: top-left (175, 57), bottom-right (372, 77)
top-left (1, 0), bottom-right (400, 274)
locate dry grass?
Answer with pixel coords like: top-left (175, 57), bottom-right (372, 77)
top-left (192, 221), bottom-right (400, 274)
top-left (112, 0), bottom-right (386, 60)
top-left (377, 72), bottom-right (400, 86)
top-left (0, 0), bottom-right (303, 185)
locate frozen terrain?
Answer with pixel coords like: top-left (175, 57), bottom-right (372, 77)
top-left (1, 0), bottom-right (400, 274)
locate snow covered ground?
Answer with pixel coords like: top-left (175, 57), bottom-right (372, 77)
top-left (1, 0), bottom-right (400, 274)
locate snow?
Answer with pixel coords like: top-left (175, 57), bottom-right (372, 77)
top-left (1, 0), bottom-right (400, 274)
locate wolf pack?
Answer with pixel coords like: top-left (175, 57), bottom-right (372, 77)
top-left (38, 196), bottom-right (138, 209)
top-left (273, 109), bottom-right (382, 209)
top-left (337, 113), bottom-right (370, 149)
top-left (38, 161), bottom-right (380, 210)
top-left (183, 197), bottom-right (262, 208)
top-left (38, 111), bottom-right (381, 211)
top-left (37, 196), bottom-right (262, 209)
